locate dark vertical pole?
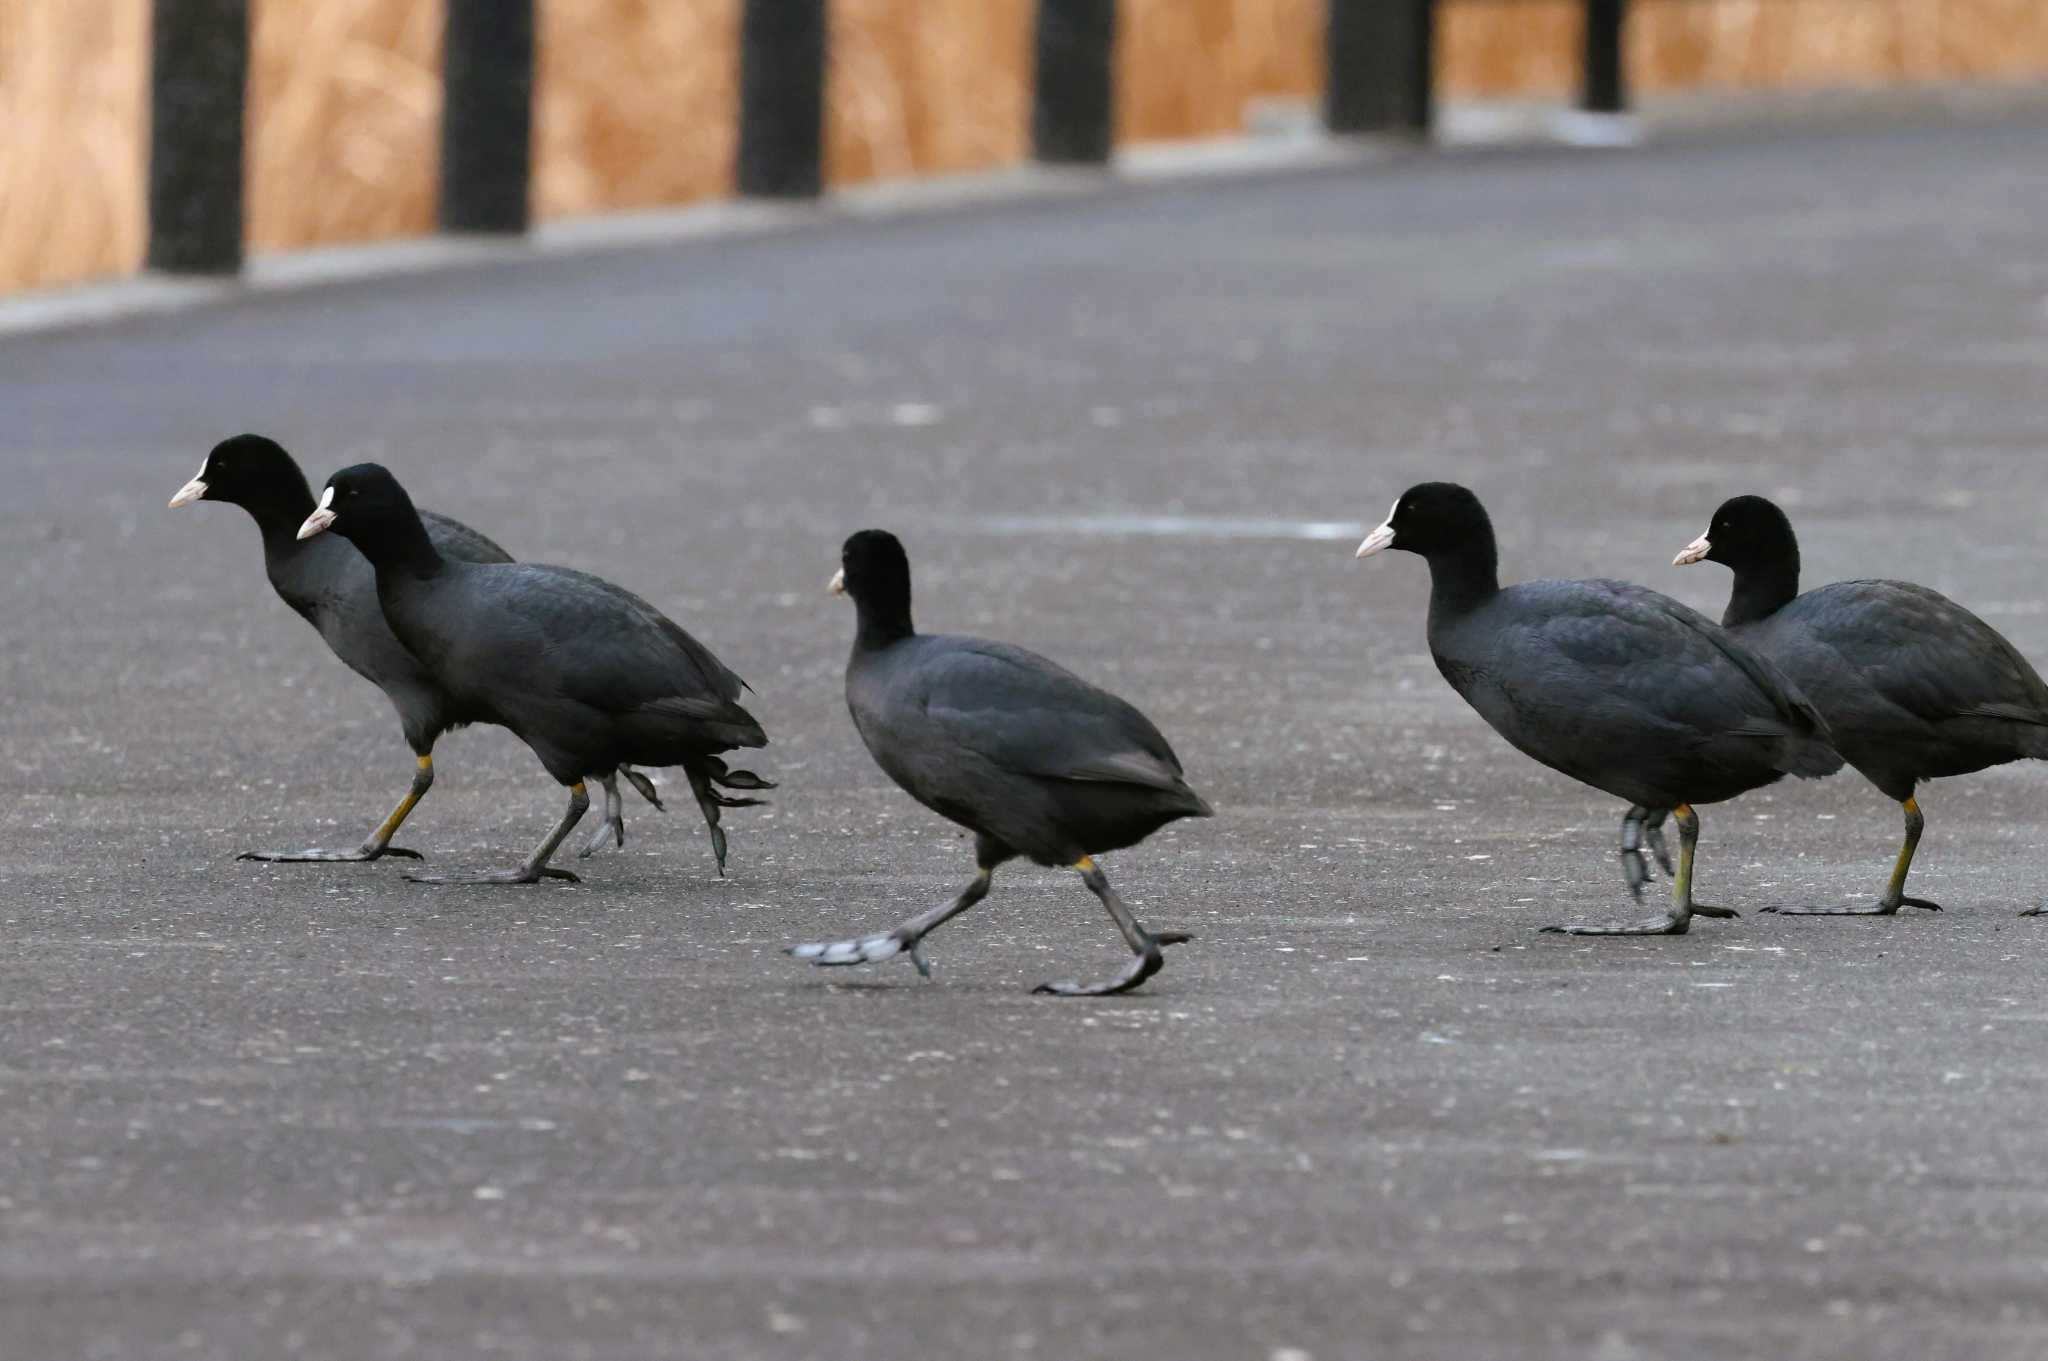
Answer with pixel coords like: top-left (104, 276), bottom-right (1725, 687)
top-left (1033, 0), bottom-right (1115, 165)
top-left (1582, 0), bottom-right (1627, 114)
top-left (1324, 0), bottom-right (1433, 136)
top-left (147, 0), bottom-right (249, 274)
top-left (440, 0), bottom-right (535, 232)
top-left (1406, 0), bottom-right (1436, 133)
top-left (737, 0), bottom-right (827, 197)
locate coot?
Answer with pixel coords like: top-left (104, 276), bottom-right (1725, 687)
top-left (297, 463), bottom-right (770, 883)
top-left (1676, 494), bottom-right (2048, 915)
top-left (787, 530), bottom-right (1210, 995)
top-left (168, 434), bottom-right (656, 860)
top-left (1357, 483), bottom-right (1841, 935)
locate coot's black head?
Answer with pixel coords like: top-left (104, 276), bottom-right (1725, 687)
top-left (297, 463), bottom-right (422, 554)
top-left (831, 529), bottom-right (915, 641)
top-left (1673, 495), bottom-right (1798, 572)
top-left (168, 434), bottom-right (314, 520)
top-left (1355, 482), bottom-right (1494, 561)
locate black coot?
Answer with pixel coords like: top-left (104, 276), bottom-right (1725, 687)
top-left (788, 530), bottom-right (1211, 996)
top-left (169, 434), bottom-right (659, 861)
top-left (296, 463), bottom-right (771, 883)
top-left (1357, 483), bottom-right (1842, 936)
top-left (1676, 495), bottom-right (2048, 916)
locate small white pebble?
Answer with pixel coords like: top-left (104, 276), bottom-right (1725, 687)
top-left (889, 402), bottom-right (941, 426)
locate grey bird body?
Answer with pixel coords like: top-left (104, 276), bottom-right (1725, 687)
top-left (846, 633), bottom-right (1209, 869)
top-left (264, 509), bottom-right (510, 754)
top-left (300, 462), bottom-right (770, 883)
top-left (1679, 494), bottom-right (2048, 915)
top-left (1428, 577), bottom-right (1840, 812)
top-left (1359, 482), bottom-right (1840, 936)
top-left (790, 529), bottom-right (1207, 995)
top-left (1727, 579), bottom-right (2048, 801)
top-left (172, 435), bottom-right (660, 861)
top-left (375, 557), bottom-right (766, 784)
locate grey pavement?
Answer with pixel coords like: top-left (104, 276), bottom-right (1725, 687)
top-left (5, 118), bottom-right (2048, 1360)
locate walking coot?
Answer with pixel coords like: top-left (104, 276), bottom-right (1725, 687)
top-left (1357, 483), bottom-right (1842, 935)
top-left (295, 463), bottom-right (771, 883)
top-left (1676, 495), bottom-right (2048, 916)
top-left (788, 530), bottom-right (1211, 995)
top-left (168, 434), bottom-right (657, 861)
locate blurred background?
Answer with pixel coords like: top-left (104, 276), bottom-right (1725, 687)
top-left (4, 0), bottom-right (2046, 294)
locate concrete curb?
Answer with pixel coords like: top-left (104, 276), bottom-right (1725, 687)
top-left (4, 79), bottom-right (2045, 342)
top-left (0, 131), bottom-right (1400, 343)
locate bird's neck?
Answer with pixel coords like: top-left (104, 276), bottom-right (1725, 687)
top-left (854, 600), bottom-right (915, 652)
top-left (1423, 544), bottom-right (1501, 621)
top-left (245, 486), bottom-right (319, 552)
top-left (356, 516), bottom-right (446, 581)
top-left (1722, 558), bottom-right (1799, 627)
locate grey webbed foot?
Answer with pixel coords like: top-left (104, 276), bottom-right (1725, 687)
top-left (619, 766), bottom-right (663, 810)
top-left (409, 783), bottom-right (588, 886)
top-left (786, 861), bottom-right (1001, 983)
top-left (1620, 848), bottom-right (1652, 903)
top-left (1032, 931), bottom-right (1192, 997)
top-left (1643, 812), bottom-right (1675, 878)
top-left (684, 762), bottom-right (766, 878)
top-left (787, 930), bottom-right (928, 977)
top-left (577, 776), bottom-right (628, 859)
top-left (1618, 807), bottom-right (1674, 903)
top-left (238, 844), bottom-right (423, 863)
top-left (576, 818), bottom-right (623, 858)
top-left (1541, 913), bottom-right (1690, 936)
top-left (404, 865), bottom-right (581, 886)
top-left (1760, 896), bottom-right (1939, 916)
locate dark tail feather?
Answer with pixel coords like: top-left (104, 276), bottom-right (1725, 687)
top-left (1737, 709), bottom-right (1843, 781)
top-left (1777, 733), bottom-right (1844, 780)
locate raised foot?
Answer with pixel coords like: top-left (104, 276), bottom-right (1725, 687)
top-left (1032, 931), bottom-right (1192, 998)
top-left (620, 767), bottom-right (664, 810)
top-left (403, 865), bottom-right (580, 886)
top-left (1619, 818), bottom-right (1677, 902)
top-left (576, 814), bottom-right (625, 859)
top-left (237, 845), bottom-right (423, 863)
top-left (2023, 905), bottom-right (2047, 917)
top-left (1541, 914), bottom-right (1690, 937)
top-left (1621, 847), bottom-right (1652, 903)
top-left (786, 932), bottom-right (932, 978)
top-left (1644, 820), bottom-right (1675, 878)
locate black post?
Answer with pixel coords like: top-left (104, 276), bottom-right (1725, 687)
top-left (1408, 0), bottom-right (1436, 132)
top-left (147, 0), bottom-right (249, 275)
top-left (1033, 0), bottom-right (1116, 165)
top-left (1325, 0), bottom-right (1433, 136)
top-left (737, 0), bottom-right (827, 198)
top-left (440, 0), bottom-right (535, 232)
top-left (1582, 0), bottom-right (1627, 114)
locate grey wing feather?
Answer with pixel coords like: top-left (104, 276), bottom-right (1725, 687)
top-left (1484, 581), bottom-right (1840, 784)
top-left (1805, 581), bottom-right (2048, 728)
top-left (466, 563), bottom-right (762, 741)
top-left (913, 640), bottom-right (1190, 793)
top-left (421, 509), bottom-right (514, 566)
top-left (1571, 581), bottom-right (1829, 739)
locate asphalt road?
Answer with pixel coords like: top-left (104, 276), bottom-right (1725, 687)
top-left (5, 117), bottom-right (2048, 1361)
